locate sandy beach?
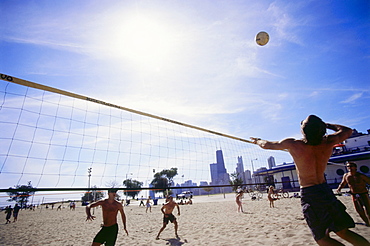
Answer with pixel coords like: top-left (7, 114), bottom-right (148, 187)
top-left (1, 193), bottom-right (369, 246)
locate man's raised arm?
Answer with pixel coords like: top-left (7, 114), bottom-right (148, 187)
top-left (325, 123), bottom-right (352, 145)
top-left (250, 137), bottom-right (295, 150)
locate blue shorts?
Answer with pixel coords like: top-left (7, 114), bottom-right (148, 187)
top-left (93, 223), bottom-right (118, 246)
top-left (301, 183), bottom-right (355, 241)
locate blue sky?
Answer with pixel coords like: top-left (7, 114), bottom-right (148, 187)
top-left (0, 1), bottom-right (369, 202)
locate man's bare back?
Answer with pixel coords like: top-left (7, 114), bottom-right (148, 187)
top-left (278, 137), bottom-right (339, 187)
top-left (250, 115), bottom-right (370, 245)
top-left (251, 119), bottom-right (352, 188)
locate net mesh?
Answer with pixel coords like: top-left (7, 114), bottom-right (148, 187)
top-left (0, 75), bottom-right (292, 191)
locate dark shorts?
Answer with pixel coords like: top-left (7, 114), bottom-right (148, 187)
top-left (163, 213), bottom-right (176, 224)
top-left (301, 183), bottom-right (355, 241)
top-left (93, 223), bottom-right (119, 246)
top-left (351, 192), bottom-right (369, 206)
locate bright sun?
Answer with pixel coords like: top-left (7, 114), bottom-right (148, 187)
top-left (113, 14), bottom-right (177, 70)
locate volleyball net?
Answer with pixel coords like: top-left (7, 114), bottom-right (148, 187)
top-left (0, 74), bottom-right (292, 194)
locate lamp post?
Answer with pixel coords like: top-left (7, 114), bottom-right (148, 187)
top-left (251, 158), bottom-right (257, 185)
top-left (88, 168), bottom-right (92, 190)
top-left (87, 168), bottom-right (94, 213)
top-left (124, 173), bottom-right (133, 202)
top-left (88, 168), bottom-right (92, 202)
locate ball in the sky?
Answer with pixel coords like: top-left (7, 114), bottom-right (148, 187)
top-left (255, 31), bottom-right (269, 46)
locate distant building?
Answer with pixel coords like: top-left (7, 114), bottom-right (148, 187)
top-left (244, 169), bottom-right (252, 182)
top-left (210, 150), bottom-right (230, 185)
top-left (199, 181), bottom-right (209, 195)
top-left (268, 156), bottom-right (276, 169)
top-left (149, 183), bottom-right (156, 198)
top-left (235, 156), bottom-right (246, 183)
top-left (209, 149), bottom-right (231, 193)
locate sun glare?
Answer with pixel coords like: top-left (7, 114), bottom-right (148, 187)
top-left (113, 15), bottom-right (178, 70)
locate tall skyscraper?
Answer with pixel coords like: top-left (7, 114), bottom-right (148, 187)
top-left (235, 156), bottom-right (246, 183)
top-left (210, 163), bottom-right (218, 185)
top-left (209, 149), bottom-right (229, 185)
top-left (216, 149), bottom-right (227, 174)
top-left (268, 156), bottom-right (276, 169)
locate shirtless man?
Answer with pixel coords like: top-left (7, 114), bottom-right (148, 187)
top-left (337, 162), bottom-right (370, 226)
top-left (156, 196), bottom-right (180, 240)
top-left (251, 115), bottom-right (370, 246)
top-left (86, 189), bottom-right (128, 246)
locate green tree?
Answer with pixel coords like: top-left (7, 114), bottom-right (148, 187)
top-left (229, 172), bottom-right (243, 192)
top-left (151, 168), bottom-right (178, 196)
top-left (81, 186), bottom-right (105, 202)
top-left (7, 181), bottom-right (36, 207)
top-left (123, 179), bottom-right (143, 199)
top-left (202, 186), bottom-right (214, 196)
top-left (159, 168), bottom-right (178, 186)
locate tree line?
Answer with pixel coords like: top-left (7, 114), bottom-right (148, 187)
top-left (6, 168), bottom-right (250, 206)
top-left (6, 168), bottom-right (179, 206)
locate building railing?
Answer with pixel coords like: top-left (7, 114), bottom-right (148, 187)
top-left (331, 145), bottom-right (370, 156)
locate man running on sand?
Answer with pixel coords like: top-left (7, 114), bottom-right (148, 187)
top-left (337, 161), bottom-right (370, 227)
top-left (251, 115), bottom-right (370, 246)
top-left (86, 189), bottom-right (128, 246)
top-left (156, 196), bottom-right (180, 240)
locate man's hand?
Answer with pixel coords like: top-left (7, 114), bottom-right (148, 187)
top-left (250, 137), bottom-right (261, 144)
top-left (123, 228), bottom-right (129, 236)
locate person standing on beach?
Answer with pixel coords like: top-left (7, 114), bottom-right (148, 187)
top-left (146, 196), bottom-right (152, 213)
top-left (236, 191), bottom-right (243, 212)
top-left (251, 115), bottom-right (370, 246)
top-left (5, 205), bottom-right (12, 224)
top-left (86, 189), bottom-right (128, 246)
top-left (139, 196), bottom-right (145, 207)
top-left (13, 204), bottom-right (21, 222)
top-left (156, 196), bottom-right (180, 240)
top-left (337, 161), bottom-right (370, 226)
top-left (267, 186), bottom-right (278, 208)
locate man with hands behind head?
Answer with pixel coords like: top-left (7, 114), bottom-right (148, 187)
top-left (251, 115), bottom-right (369, 246)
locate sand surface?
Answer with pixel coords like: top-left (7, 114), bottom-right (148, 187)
top-left (1, 193), bottom-right (369, 246)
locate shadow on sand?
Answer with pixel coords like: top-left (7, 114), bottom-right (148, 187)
top-left (164, 237), bottom-right (187, 245)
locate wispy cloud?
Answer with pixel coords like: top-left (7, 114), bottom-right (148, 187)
top-left (340, 93), bottom-right (363, 104)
